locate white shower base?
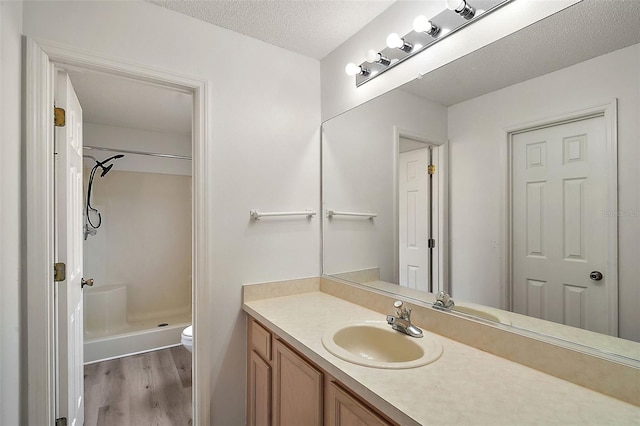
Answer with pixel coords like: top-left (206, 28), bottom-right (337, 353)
top-left (84, 284), bottom-right (190, 364)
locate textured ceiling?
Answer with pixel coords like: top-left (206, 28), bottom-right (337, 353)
top-left (401, 0), bottom-right (640, 106)
top-left (66, 0), bottom-right (398, 135)
top-left (66, 1), bottom-right (640, 136)
top-left (147, 0), bottom-right (396, 59)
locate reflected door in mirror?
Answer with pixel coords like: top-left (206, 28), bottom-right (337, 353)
top-left (398, 144), bottom-right (430, 291)
top-left (511, 115), bottom-right (614, 335)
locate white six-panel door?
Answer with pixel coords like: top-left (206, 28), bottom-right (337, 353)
top-left (511, 115), bottom-right (613, 335)
top-left (399, 147), bottom-right (429, 291)
top-left (54, 69), bottom-right (85, 426)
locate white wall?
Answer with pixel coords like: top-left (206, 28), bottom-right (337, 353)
top-left (448, 44), bottom-right (640, 341)
top-left (323, 89), bottom-right (447, 282)
top-left (83, 122), bottom-right (192, 176)
top-left (84, 170), bottom-right (192, 321)
top-left (23, 1), bottom-right (320, 424)
top-left (0, 1), bottom-right (24, 424)
top-left (320, 0), bottom-right (580, 121)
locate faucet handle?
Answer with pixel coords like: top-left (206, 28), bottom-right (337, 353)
top-left (393, 300), bottom-right (411, 320)
top-left (434, 291), bottom-right (455, 310)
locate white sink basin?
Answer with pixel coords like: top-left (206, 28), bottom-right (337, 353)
top-left (453, 304), bottom-right (512, 325)
top-left (322, 321), bottom-right (443, 369)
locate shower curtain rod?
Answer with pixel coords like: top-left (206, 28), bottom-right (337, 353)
top-left (83, 145), bottom-right (192, 160)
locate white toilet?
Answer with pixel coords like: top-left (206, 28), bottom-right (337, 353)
top-left (181, 325), bottom-right (193, 353)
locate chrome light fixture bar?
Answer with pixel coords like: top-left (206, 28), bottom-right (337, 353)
top-left (350, 0), bottom-right (512, 87)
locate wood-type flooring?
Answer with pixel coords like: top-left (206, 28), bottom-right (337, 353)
top-left (84, 346), bottom-right (192, 426)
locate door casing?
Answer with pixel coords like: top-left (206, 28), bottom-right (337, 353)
top-left (25, 37), bottom-right (211, 425)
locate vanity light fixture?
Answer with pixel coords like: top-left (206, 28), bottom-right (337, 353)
top-left (413, 15), bottom-right (440, 37)
top-left (447, 0), bottom-right (476, 20)
top-left (365, 49), bottom-right (391, 66)
top-left (344, 62), bottom-right (370, 77)
top-left (345, 0), bottom-right (511, 87)
top-left (386, 33), bottom-right (413, 52)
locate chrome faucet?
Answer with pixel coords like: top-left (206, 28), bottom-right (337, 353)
top-left (386, 301), bottom-right (423, 338)
top-left (433, 291), bottom-right (455, 310)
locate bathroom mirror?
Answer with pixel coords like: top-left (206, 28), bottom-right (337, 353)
top-left (322, 1), bottom-right (640, 362)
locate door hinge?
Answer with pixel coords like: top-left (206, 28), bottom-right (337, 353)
top-left (54, 107), bottom-right (66, 127)
top-left (54, 262), bottom-right (66, 282)
top-left (55, 417), bottom-right (67, 426)
top-left (427, 164), bottom-right (435, 175)
top-left (428, 238), bottom-right (436, 248)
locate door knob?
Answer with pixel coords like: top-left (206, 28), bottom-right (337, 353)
top-left (589, 271), bottom-right (603, 281)
top-left (81, 278), bottom-right (94, 288)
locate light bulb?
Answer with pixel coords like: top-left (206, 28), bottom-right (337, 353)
top-left (365, 49), bottom-right (391, 66)
top-left (413, 15), bottom-right (440, 37)
top-left (386, 33), bottom-right (403, 49)
top-left (365, 49), bottom-right (380, 63)
top-left (345, 63), bottom-right (361, 76)
top-left (446, 0), bottom-right (465, 11)
top-left (386, 33), bottom-right (412, 52)
top-left (447, 0), bottom-right (475, 19)
top-left (413, 15), bottom-right (431, 33)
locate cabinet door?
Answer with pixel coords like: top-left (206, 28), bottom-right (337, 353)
top-left (250, 318), bottom-right (272, 361)
top-left (273, 339), bottom-right (323, 426)
top-left (326, 381), bottom-right (393, 426)
top-left (248, 350), bottom-right (272, 426)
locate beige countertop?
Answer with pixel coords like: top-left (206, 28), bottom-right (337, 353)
top-left (356, 279), bottom-right (640, 361)
top-left (243, 291), bottom-right (640, 426)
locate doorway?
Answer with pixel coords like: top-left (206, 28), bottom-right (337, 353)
top-left (55, 63), bottom-right (194, 425)
top-left (395, 133), bottom-right (447, 295)
top-left (507, 106), bottom-right (618, 336)
top-left (26, 39), bottom-right (210, 425)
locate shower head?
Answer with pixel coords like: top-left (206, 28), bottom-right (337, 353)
top-left (96, 154), bottom-right (124, 177)
top-left (100, 164), bottom-right (114, 177)
top-left (102, 154), bottom-right (125, 163)
top-left (85, 153), bottom-right (124, 234)
top-left (96, 154), bottom-right (124, 167)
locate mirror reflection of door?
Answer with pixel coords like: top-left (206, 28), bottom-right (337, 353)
top-left (510, 114), bottom-right (617, 336)
top-left (398, 137), bottom-right (440, 294)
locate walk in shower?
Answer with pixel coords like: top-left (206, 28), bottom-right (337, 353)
top-left (82, 136), bottom-right (192, 363)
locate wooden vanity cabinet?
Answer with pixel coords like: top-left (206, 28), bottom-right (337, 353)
top-left (247, 316), bottom-right (396, 426)
top-left (248, 319), bottom-right (273, 426)
top-left (248, 351), bottom-right (272, 426)
top-left (325, 381), bottom-right (392, 426)
top-left (273, 338), bottom-right (323, 425)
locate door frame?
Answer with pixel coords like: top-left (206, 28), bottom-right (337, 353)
top-left (501, 100), bottom-right (618, 335)
top-left (26, 37), bottom-right (211, 425)
top-left (392, 127), bottom-right (449, 294)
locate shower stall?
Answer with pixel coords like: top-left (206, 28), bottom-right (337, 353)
top-left (83, 284), bottom-right (190, 362)
top-left (82, 140), bottom-right (192, 363)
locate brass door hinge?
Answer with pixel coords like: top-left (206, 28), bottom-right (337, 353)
top-left (427, 164), bottom-right (435, 175)
top-left (428, 238), bottom-right (436, 248)
top-left (54, 107), bottom-right (66, 127)
top-left (54, 262), bottom-right (66, 282)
